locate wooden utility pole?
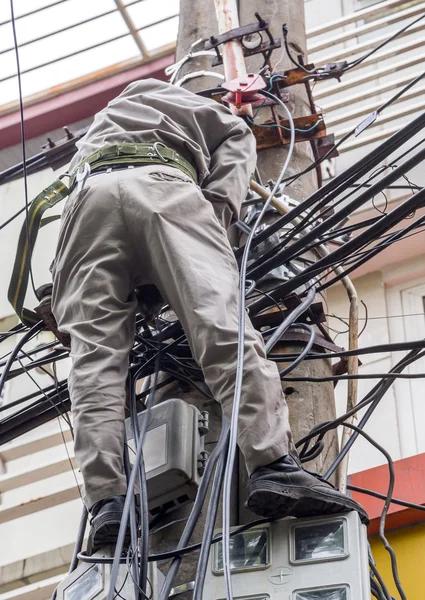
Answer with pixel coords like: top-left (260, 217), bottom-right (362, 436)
top-left (151, 0), bottom-right (339, 590)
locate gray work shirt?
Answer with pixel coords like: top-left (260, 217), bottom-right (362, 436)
top-left (69, 78), bottom-right (257, 227)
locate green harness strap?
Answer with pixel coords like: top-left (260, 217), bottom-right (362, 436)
top-left (9, 143), bottom-right (198, 325)
top-left (69, 142), bottom-right (198, 188)
top-left (8, 180), bottom-right (69, 325)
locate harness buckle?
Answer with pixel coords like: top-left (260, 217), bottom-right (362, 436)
top-left (152, 141), bottom-right (170, 163)
top-left (76, 162), bottom-right (91, 194)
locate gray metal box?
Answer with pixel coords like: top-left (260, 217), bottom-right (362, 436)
top-left (55, 548), bottom-right (163, 600)
top-left (205, 511), bottom-right (370, 600)
top-left (125, 398), bottom-right (207, 514)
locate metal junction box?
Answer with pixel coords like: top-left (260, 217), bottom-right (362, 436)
top-left (55, 547), bottom-right (164, 600)
top-left (205, 511), bottom-right (370, 600)
top-left (125, 398), bottom-right (207, 514)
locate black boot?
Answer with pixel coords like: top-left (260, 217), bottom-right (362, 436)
top-left (87, 495), bottom-right (132, 555)
top-left (247, 452), bottom-right (369, 524)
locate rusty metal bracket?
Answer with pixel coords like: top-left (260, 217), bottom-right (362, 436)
top-left (251, 295), bottom-right (344, 355)
top-left (204, 12), bottom-right (281, 66)
top-left (251, 113), bottom-right (326, 149)
top-left (270, 65), bottom-right (316, 88)
top-left (41, 126), bottom-right (88, 171)
top-left (275, 331), bottom-right (344, 354)
top-left (316, 134), bottom-right (339, 160)
top-left (251, 300), bottom-right (326, 330)
top-left (313, 61), bottom-right (348, 82)
top-left (284, 294), bottom-right (329, 329)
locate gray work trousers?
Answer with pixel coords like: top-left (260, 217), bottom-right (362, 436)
top-left (52, 164), bottom-right (291, 508)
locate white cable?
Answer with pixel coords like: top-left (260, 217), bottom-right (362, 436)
top-left (167, 53), bottom-right (217, 82)
top-left (175, 71), bottom-right (225, 87)
top-left (265, 286), bottom-right (316, 354)
top-left (165, 37), bottom-right (203, 77)
top-left (222, 90), bottom-right (296, 600)
top-left (165, 37), bottom-right (216, 84)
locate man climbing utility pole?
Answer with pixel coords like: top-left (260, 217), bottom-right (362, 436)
top-left (149, 0), bottom-right (342, 588)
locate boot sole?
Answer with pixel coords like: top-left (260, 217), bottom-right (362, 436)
top-left (87, 510), bottom-right (133, 555)
top-left (247, 481), bottom-right (369, 524)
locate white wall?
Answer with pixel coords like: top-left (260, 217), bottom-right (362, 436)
top-left (327, 261), bottom-right (425, 475)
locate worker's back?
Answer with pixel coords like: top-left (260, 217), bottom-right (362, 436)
top-left (69, 78), bottom-right (243, 184)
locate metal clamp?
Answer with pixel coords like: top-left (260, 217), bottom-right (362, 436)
top-left (152, 141), bottom-right (170, 162)
top-left (75, 162), bottom-right (91, 194)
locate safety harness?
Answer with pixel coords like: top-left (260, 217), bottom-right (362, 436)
top-left (69, 141), bottom-right (197, 190)
top-left (8, 142), bottom-right (197, 326)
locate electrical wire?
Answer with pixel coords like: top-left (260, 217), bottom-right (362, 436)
top-left (348, 484), bottom-right (425, 513)
top-left (282, 70), bottom-right (425, 189)
top-left (0, 321), bottom-right (43, 396)
top-left (344, 12), bottom-right (425, 71)
top-left (269, 338), bottom-right (425, 362)
top-left (247, 144), bottom-right (425, 288)
top-left (0, 205), bottom-right (26, 231)
top-left (125, 547), bottom-right (151, 600)
top-left (159, 418), bottom-right (231, 600)
top-left (0, 323), bottom-right (26, 344)
top-left (296, 347), bottom-right (425, 451)
top-left (9, 0), bottom-right (37, 297)
top-left (265, 287), bottom-right (315, 353)
top-left (247, 116), bottom-right (324, 134)
top-left (237, 112), bottom-right (425, 276)
top-left (78, 517), bottom-right (271, 564)
top-left (16, 356), bottom-right (82, 496)
top-left (369, 549), bottom-right (392, 600)
top-left (281, 24), bottom-right (316, 74)
top-left (251, 288), bottom-right (285, 319)
top-left (221, 89), bottom-right (295, 600)
top-left (123, 444), bottom-right (143, 600)
top-left (286, 133), bottom-right (425, 241)
top-left (193, 421), bottom-right (229, 600)
top-left (328, 350), bottom-right (425, 480)
top-left (254, 186), bottom-right (425, 309)
top-left (340, 422), bottom-right (406, 600)
top-left (288, 219), bottom-right (425, 277)
top-left (108, 346), bottom-right (163, 600)
top-left (280, 371), bottom-right (425, 381)
top-left (39, 295), bottom-right (421, 600)
top-left (0, 338), bottom-right (62, 366)
top-left (0, 378), bottom-right (67, 413)
top-left (279, 322), bottom-right (315, 378)
top-left (114, 572), bottom-right (130, 600)
top-left (316, 214), bottom-right (425, 293)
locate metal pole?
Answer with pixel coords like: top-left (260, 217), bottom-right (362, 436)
top-left (213, 0), bottom-right (252, 116)
top-left (213, 0), bottom-right (245, 80)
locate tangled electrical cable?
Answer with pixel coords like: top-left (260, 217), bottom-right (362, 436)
top-left (4, 8), bottom-right (425, 600)
top-left (4, 111), bottom-right (425, 600)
